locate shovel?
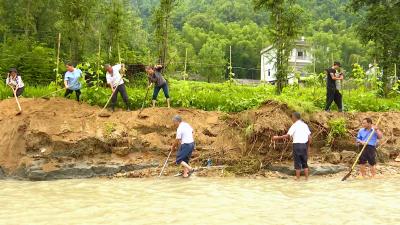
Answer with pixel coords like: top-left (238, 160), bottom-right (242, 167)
top-left (159, 147), bottom-right (173, 177)
top-left (11, 87), bottom-right (22, 115)
top-left (40, 88), bottom-right (65, 100)
top-left (97, 88), bottom-right (117, 118)
top-left (341, 115), bottom-right (382, 181)
top-left (138, 85), bottom-right (151, 119)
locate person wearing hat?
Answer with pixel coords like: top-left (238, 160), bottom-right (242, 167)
top-left (325, 61), bottom-right (344, 112)
top-left (172, 115), bottom-right (195, 178)
top-left (64, 63), bottom-right (82, 101)
top-left (6, 68), bottom-right (25, 97)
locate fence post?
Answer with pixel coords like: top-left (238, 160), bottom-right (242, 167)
top-left (56, 33), bottom-right (61, 86)
top-left (97, 32), bottom-right (101, 84)
top-left (183, 48), bottom-right (188, 80)
top-left (229, 45), bottom-right (234, 81)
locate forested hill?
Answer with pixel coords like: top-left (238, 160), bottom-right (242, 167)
top-left (0, 0), bottom-right (382, 83)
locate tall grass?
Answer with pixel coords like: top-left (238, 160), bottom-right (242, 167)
top-left (1, 79), bottom-right (399, 113)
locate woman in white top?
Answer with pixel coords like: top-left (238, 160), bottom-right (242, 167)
top-left (6, 68), bottom-right (25, 97)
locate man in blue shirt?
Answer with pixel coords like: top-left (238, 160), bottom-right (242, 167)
top-left (64, 63), bottom-right (82, 101)
top-left (356, 117), bottom-right (383, 178)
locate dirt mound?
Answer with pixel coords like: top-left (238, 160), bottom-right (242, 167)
top-left (1, 98), bottom-right (399, 179)
top-left (0, 98), bottom-right (224, 178)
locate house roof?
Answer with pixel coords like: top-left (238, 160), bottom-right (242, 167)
top-left (260, 38), bottom-right (310, 55)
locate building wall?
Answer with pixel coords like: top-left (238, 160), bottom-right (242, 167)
top-left (260, 46), bottom-right (313, 82)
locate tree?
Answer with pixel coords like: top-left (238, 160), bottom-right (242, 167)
top-left (55, 0), bottom-right (98, 64)
top-left (350, 0), bottom-right (400, 96)
top-left (153, 0), bottom-right (180, 66)
top-left (197, 39), bottom-right (227, 82)
top-left (254, 0), bottom-right (308, 94)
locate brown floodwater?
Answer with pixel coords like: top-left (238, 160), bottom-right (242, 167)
top-left (0, 177), bottom-right (399, 225)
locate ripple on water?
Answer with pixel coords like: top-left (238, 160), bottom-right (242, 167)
top-left (0, 177), bottom-right (400, 225)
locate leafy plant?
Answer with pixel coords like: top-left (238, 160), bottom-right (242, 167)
top-left (327, 118), bottom-right (347, 145)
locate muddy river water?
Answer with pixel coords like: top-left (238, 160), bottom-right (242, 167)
top-left (1, 177), bottom-right (399, 225)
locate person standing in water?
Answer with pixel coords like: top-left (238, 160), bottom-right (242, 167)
top-left (325, 61), bottom-right (344, 112)
top-left (145, 65), bottom-right (170, 108)
top-left (64, 63), bottom-right (82, 102)
top-left (356, 118), bottom-right (383, 178)
top-left (6, 68), bottom-right (24, 97)
top-left (105, 63), bottom-right (130, 112)
top-left (272, 112), bottom-right (312, 180)
top-left (172, 115), bottom-right (195, 178)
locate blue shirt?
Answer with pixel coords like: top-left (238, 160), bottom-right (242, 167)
top-left (64, 69), bottom-right (82, 90)
top-left (356, 128), bottom-right (379, 146)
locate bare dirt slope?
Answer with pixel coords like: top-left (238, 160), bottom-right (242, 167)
top-left (0, 98), bottom-right (399, 180)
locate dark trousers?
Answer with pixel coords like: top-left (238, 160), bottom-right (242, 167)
top-left (64, 89), bottom-right (81, 101)
top-left (111, 84), bottom-right (130, 109)
top-left (15, 87), bottom-right (24, 97)
top-left (325, 88), bottom-right (342, 111)
top-left (152, 83), bottom-right (170, 100)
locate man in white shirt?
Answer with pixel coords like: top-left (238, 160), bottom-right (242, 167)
top-left (172, 115), bottom-right (195, 178)
top-left (272, 112), bottom-right (312, 180)
top-left (105, 64), bottom-right (130, 112)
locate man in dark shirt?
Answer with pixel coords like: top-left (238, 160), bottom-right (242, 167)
top-left (325, 61), bottom-right (343, 112)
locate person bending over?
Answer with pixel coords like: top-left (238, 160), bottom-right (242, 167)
top-left (6, 68), bottom-right (24, 97)
top-left (273, 112), bottom-right (312, 180)
top-left (105, 63), bottom-right (130, 112)
top-left (145, 65), bottom-right (170, 108)
top-left (172, 115), bottom-right (195, 178)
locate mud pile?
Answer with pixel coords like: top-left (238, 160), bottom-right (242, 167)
top-left (0, 98), bottom-right (399, 180)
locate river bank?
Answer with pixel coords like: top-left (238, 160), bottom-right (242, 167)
top-left (0, 98), bottom-right (399, 181)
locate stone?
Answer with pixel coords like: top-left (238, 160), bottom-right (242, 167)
top-left (19, 162), bottom-right (159, 181)
top-left (112, 147), bottom-right (130, 156)
top-left (320, 146), bottom-right (332, 154)
top-left (310, 165), bottom-right (347, 176)
top-left (325, 152), bottom-right (341, 164)
top-left (0, 166), bottom-right (5, 179)
top-left (202, 127), bottom-right (219, 137)
top-left (340, 150), bottom-right (357, 163)
top-left (377, 148), bottom-right (391, 163)
top-left (266, 164), bottom-right (347, 176)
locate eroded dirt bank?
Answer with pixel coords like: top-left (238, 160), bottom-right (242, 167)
top-left (0, 98), bottom-right (399, 180)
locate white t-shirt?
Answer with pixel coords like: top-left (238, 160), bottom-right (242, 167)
top-left (287, 120), bottom-right (311, 144)
top-left (6, 76), bottom-right (24, 88)
top-left (106, 64), bottom-right (124, 88)
top-left (176, 122), bottom-right (194, 144)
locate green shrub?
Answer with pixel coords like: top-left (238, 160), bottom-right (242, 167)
top-left (327, 118), bottom-right (347, 145)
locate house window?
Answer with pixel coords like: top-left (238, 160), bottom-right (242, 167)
top-left (268, 69), bottom-right (271, 77)
top-left (297, 51), bottom-right (304, 57)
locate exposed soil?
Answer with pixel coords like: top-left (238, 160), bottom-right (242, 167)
top-left (0, 98), bottom-right (399, 180)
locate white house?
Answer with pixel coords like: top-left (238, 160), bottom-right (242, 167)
top-left (260, 37), bottom-right (313, 83)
